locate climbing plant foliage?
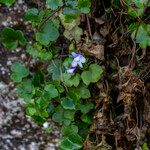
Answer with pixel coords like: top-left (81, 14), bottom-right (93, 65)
top-left (0, 0), bottom-right (150, 149)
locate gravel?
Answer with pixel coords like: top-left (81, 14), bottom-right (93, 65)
top-left (0, 0), bottom-right (60, 149)
top-left (0, 81), bottom-right (60, 150)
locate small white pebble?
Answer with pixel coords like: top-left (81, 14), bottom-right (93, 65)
top-left (20, 18), bottom-right (23, 22)
top-left (16, 48), bottom-right (21, 52)
top-left (7, 61), bottom-right (12, 66)
top-left (2, 71), bottom-right (5, 75)
top-left (43, 122), bottom-right (49, 128)
top-left (29, 41), bottom-right (32, 44)
top-left (7, 17), bottom-right (12, 22)
top-left (10, 21), bottom-right (13, 25)
top-left (13, 21), bottom-right (18, 25)
top-left (2, 21), bottom-right (8, 26)
top-left (13, 7), bottom-right (17, 11)
top-left (21, 54), bottom-right (27, 60)
top-left (18, 0), bottom-right (24, 4)
top-left (23, 5), bottom-right (28, 11)
top-left (1, 67), bottom-right (5, 71)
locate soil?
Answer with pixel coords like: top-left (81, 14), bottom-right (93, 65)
top-left (82, 1), bottom-right (150, 149)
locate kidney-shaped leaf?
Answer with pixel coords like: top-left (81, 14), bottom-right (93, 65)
top-left (46, 0), bottom-right (63, 10)
top-left (11, 62), bottom-right (29, 82)
top-left (61, 97), bottom-right (76, 110)
top-left (36, 20), bottom-right (59, 46)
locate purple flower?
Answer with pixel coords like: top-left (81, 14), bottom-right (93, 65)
top-left (66, 67), bottom-right (76, 74)
top-left (71, 52), bottom-right (86, 68)
top-left (66, 52), bottom-right (86, 74)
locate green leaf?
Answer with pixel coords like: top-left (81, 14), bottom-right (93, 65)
top-left (27, 98), bottom-right (49, 119)
top-left (128, 22), bottom-right (140, 33)
top-left (34, 88), bottom-right (43, 97)
top-left (40, 109), bottom-right (49, 118)
top-left (125, 0), bottom-right (150, 17)
top-left (52, 106), bottom-right (72, 125)
top-left (11, 62), bottom-right (29, 82)
top-left (70, 74), bottom-right (80, 87)
top-left (17, 79), bottom-right (34, 102)
top-left (47, 103), bottom-right (55, 114)
top-left (75, 121), bottom-right (90, 138)
top-left (48, 59), bottom-right (64, 81)
top-left (26, 44), bottom-right (53, 60)
top-left (90, 64), bottom-right (103, 82)
top-left (52, 106), bottom-right (64, 123)
top-left (61, 97), bottom-right (76, 110)
top-left (78, 102), bottom-right (94, 114)
top-left (24, 8), bottom-right (45, 27)
top-left (63, 13), bottom-right (79, 23)
top-left (24, 8), bottom-right (39, 21)
top-left (62, 127), bottom-right (83, 147)
top-left (24, 8), bottom-right (44, 27)
top-left (142, 143), bottom-right (149, 150)
top-left (2, 27), bottom-right (26, 49)
top-left (81, 71), bottom-right (91, 85)
top-left (61, 125), bottom-right (78, 134)
top-left (128, 7), bottom-right (144, 17)
top-left (0, 0), bottom-right (16, 6)
top-left (63, 119), bottom-right (72, 126)
top-left (63, 73), bottom-right (80, 87)
top-left (81, 114), bottom-right (92, 124)
top-left (78, 0), bottom-right (91, 14)
top-left (39, 49), bottom-right (53, 60)
top-left (131, 24), bottom-right (150, 48)
top-left (79, 87), bottom-right (91, 99)
top-left (125, 0), bottom-right (149, 7)
top-left (16, 30), bottom-right (27, 45)
top-left (67, 90), bottom-right (80, 103)
top-left (35, 97), bottom-right (49, 110)
top-left (45, 84), bottom-right (59, 98)
top-left (26, 44), bottom-right (39, 58)
top-left (32, 116), bottom-right (46, 125)
top-left (11, 62), bottom-right (29, 76)
top-left (52, 81), bottom-right (65, 93)
top-left (64, 110), bottom-right (75, 120)
top-left (59, 138), bottom-right (76, 150)
top-left (26, 106), bottom-right (36, 116)
top-left (62, 0), bottom-right (79, 22)
top-left (46, 0), bottom-right (63, 10)
top-left (63, 57), bottom-right (73, 68)
top-left (81, 64), bottom-right (103, 85)
top-left (36, 20), bottom-right (59, 46)
top-left (59, 137), bottom-right (83, 150)
top-left (32, 70), bottom-right (44, 87)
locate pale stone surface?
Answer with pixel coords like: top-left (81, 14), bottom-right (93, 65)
top-left (0, 0), bottom-right (60, 149)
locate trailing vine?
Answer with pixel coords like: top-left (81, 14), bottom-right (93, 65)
top-left (0, 0), bottom-right (150, 149)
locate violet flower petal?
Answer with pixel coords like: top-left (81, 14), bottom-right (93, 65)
top-left (72, 60), bottom-right (78, 67)
top-left (66, 67), bottom-right (76, 74)
top-left (74, 55), bottom-right (80, 62)
top-left (78, 61), bottom-right (83, 68)
top-left (71, 52), bottom-right (86, 69)
top-left (71, 52), bottom-right (81, 58)
top-left (80, 56), bottom-right (86, 63)
top-left (71, 52), bottom-right (78, 57)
